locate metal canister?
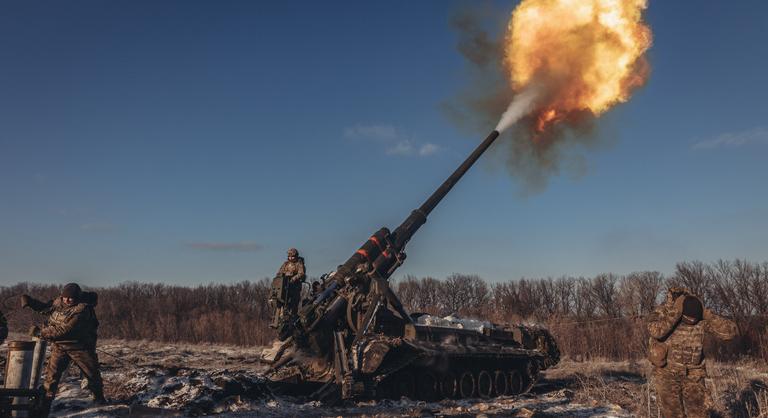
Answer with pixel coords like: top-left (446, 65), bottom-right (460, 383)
top-left (5, 341), bottom-right (36, 417)
top-left (29, 338), bottom-right (47, 389)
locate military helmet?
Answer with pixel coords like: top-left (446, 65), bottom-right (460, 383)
top-left (287, 248), bottom-right (299, 258)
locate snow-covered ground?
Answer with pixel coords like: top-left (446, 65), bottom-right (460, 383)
top-left (8, 339), bottom-right (634, 417)
top-left (5, 337), bottom-right (767, 417)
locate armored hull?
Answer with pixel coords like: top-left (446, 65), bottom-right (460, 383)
top-left (351, 317), bottom-right (559, 400)
top-left (266, 314), bottom-right (559, 402)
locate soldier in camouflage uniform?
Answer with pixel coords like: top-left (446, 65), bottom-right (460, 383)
top-left (647, 287), bottom-right (737, 418)
top-left (21, 283), bottom-right (106, 410)
top-left (275, 248), bottom-right (306, 316)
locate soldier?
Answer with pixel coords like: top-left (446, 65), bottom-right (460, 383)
top-left (275, 247), bottom-right (306, 316)
top-left (310, 280), bottom-right (322, 297)
top-left (21, 283), bottom-right (106, 411)
top-left (647, 287), bottom-right (737, 418)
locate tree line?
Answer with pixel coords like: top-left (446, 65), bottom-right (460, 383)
top-left (1, 280), bottom-right (275, 346)
top-left (395, 259), bottom-right (768, 361)
top-left (1, 259), bottom-right (765, 361)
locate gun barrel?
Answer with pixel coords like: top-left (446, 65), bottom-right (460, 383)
top-left (337, 130), bottom-right (502, 279)
top-left (391, 130), bottom-right (501, 249)
top-left (419, 130), bottom-right (500, 216)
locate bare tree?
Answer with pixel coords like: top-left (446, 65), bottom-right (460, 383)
top-left (438, 274), bottom-right (489, 317)
top-left (620, 271), bottom-right (664, 316)
top-left (553, 277), bottom-right (575, 317)
top-left (590, 274), bottom-right (621, 318)
top-left (671, 261), bottom-right (713, 305)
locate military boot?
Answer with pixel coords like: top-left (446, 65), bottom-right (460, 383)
top-left (35, 395), bottom-right (54, 418)
top-left (91, 388), bottom-right (108, 405)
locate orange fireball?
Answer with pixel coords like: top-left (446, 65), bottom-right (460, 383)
top-left (504, 0), bottom-right (653, 132)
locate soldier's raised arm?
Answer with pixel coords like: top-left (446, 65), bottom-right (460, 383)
top-left (704, 309), bottom-right (738, 341)
top-left (21, 294), bottom-right (54, 314)
top-left (647, 296), bottom-right (683, 340)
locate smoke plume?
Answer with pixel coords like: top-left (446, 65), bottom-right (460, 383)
top-left (495, 85), bottom-right (541, 133)
top-left (445, 1), bottom-right (652, 194)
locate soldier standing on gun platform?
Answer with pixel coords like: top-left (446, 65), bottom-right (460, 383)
top-left (275, 248), bottom-right (306, 316)
top-left (21, 283), bottom-right (106, 413)
top-left (647, 287), bottom-right (737, 418)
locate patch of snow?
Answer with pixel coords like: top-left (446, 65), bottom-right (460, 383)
top-left (415, 314), bottom-right (492, 332)
top-left (42, 339), bottom-right (638, 417)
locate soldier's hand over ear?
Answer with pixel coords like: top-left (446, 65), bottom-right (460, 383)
top-left (673, 295), bottom-right (685, 318)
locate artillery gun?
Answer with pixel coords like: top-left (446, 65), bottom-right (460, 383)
top-left (263, 130), bottom-right (560, 403)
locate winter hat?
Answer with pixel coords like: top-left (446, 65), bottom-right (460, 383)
top-left (61, 283), bottom-right (82, 300)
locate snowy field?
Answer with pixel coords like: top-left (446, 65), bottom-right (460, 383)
top-left (3, 337), bottom-right (766, 417)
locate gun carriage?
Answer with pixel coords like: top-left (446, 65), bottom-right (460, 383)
top-left (264, 130), bottom-right (560, 403)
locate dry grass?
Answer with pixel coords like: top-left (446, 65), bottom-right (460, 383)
top-left (707, 360), bottom-right (768, 417)
top-left (543, 358), bottom-right (768, 417)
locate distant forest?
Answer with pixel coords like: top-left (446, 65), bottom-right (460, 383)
top-left (2, 259), bottom-right (766, 362)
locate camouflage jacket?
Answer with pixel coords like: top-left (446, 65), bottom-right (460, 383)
top-left (647, 294), bottom-right (737, 368)
top-left (0, 310), bottom-right (7, 344)
top-left (27, 296), bottom-right (99, 351)
top-left (277, 257), bottom-right (306, 283)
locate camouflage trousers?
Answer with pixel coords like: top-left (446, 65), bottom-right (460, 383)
top-left (653, 364), bottom-right (709, 418)
top-left (285, 281), bottom-right (303, 315)
top-left (43, 344), bottom-right (104, 400)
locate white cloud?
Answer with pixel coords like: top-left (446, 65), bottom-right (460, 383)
top-left (692, 127), bottom-right (768, 150)
top-left (418, 143), bottom-right (440, 156)
top-left (185, 241), bottom-right (263, 252)
top-left (386, 140), bottom-right (415, 156)
top-left (344, 124), bottom-right (442, 158)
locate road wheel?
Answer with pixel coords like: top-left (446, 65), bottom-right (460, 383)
top-left (508, 369), bottom-right (523, 395)
top-left (493, 370), bottom-right (508, 396)
top-left (477, 370), bottom-right (493, 399)
top-left (440, 372), bottom-right (457, 399)
top-left (459, 371), bottom-right (475, 398)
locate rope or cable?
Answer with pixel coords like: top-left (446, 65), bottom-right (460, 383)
top-left (96, 347), bottom-right (140, 369)
top-left (546, 314), bottom-right (646, 327)
top-left (547, 311), bottom-right (768, 327)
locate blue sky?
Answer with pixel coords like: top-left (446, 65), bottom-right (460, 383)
top-left (1, 1), bottom-right (766, 287)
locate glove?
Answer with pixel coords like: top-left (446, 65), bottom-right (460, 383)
top-left (673, 295), bottom-right (685, 318)
top-left (21, 294), bottom-right (31, 308)
top-left (28, 325), bottom-right (41, 338)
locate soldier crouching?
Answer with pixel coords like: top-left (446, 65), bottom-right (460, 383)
top-left (647, 287), bottom-right (737, 418)
top-left (21, 283), bottom-right (106, 412)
